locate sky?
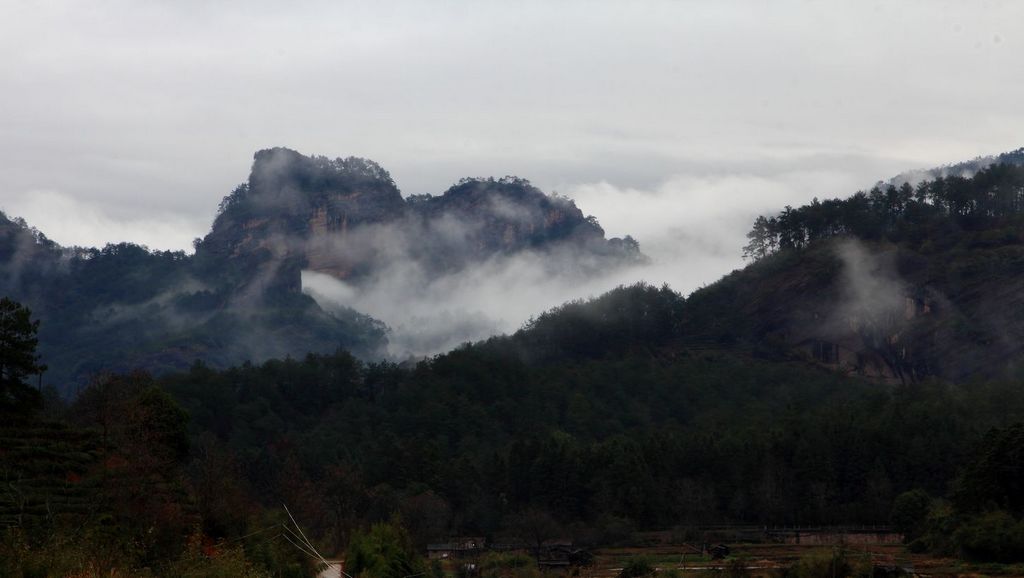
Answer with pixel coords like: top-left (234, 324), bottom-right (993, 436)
top-left (2, 0), bottom-right (1023, 298)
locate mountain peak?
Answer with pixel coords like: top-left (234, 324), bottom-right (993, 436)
top-left (0, 147), bottom-right (648, 386)
top-left (200, 147), bottom-right (643, 285)
top-left (248, 147), bottom-right (398, 200)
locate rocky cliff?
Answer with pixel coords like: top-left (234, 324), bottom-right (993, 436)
top-left (196, 147), bottom-right (643, 294)
top-left (0, 147), bottom-right (646, 388)
top-left (687, 220), bottom-right (1024, 384)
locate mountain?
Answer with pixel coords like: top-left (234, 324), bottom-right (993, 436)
top-left (887, 146), bottom-right (1024, 188)
top-left (11, 150), bottom-right (1024, 572)
top-left (197, 147), bottom-right (641, 293)
top-left (0, 148), bottom-right (643, 389)
top-left (716, 160), bottom-right (1024, 383)
top-left (0, 212), bottom-right (389, 390)
top-left (141, 155), bottom-right (1024, 551)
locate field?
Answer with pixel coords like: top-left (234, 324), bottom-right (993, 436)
top-left (577, 533), bottom-right (1024, 578)
top-left (423, 530), bottom-right (1024, 578)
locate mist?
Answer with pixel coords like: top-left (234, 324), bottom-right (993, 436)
top-left (832, 239), bottom-right (908, 338)
top-left (298, 167), bottom-right (871, 358)
top-left (4, 1), bottom-right (1023, 255)
top-left (299, 212), bottom-right (648, 359)
top-left (302, 253), bottom-right (639, 359)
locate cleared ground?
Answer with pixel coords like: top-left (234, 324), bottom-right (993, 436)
top-left (585, 542), bottom-right (1023, 577)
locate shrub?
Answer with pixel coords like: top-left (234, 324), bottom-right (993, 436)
top-left (618, 557), bottom-right (655, 578)
top-left (953, 510), bottom-right (1024, 563)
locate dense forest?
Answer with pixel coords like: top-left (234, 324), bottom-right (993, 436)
top-left (5, 282), bottom-right (1024, 574)
top-left (7, 160), bottom-right (1024, 574)
top-left (0, 148), bottom-right (643, 389)
top-left (743, 163), bottom-right (1024, 260)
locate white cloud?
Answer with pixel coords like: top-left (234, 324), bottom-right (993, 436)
top-left (563, 168), bottom-right (869, 294)
top-left (1, 1), bottom-right (1022, 240)
top-left (1, 0), bottom-right (1023, 347)
top-left (1, 190), bottom-right (203, 251)
top-left (302, 167), bottom-right (875, 358)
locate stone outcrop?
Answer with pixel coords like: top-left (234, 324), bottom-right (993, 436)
top-left (196, 147), bottom-right (644, 292)
top-left (0, 147), bottom-right (650, 388)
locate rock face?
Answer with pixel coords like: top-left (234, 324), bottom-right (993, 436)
top-left (684, 234), bottom-right (1024, 384)
top-left (0, 147), bottom-right (646, 389)
top-left (200, 148), bottom-right (405, 271)
top-left (197, 147), bottom-right (644, 292)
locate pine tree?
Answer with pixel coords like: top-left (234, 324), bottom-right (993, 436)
top-left (742, 216), bottom-right (774, 260)
top-left (0, 297), bottom-right (45, 414)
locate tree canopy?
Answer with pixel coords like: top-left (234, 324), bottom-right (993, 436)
top-left (0, 296), bottom-right (44, 414)
top-left (744, 163), bottom-right (1024, 260)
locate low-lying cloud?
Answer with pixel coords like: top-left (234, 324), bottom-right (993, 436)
top-left (561, 170), bottom-right (864, 293)
top-left (302, 249), bottom-right (645, 359)
top-left (303, 167), bottom-right (871, 359)
top-left (831, 239), bottom-right (907, 338)
top-left (2, 190), bottom-right (202, 252)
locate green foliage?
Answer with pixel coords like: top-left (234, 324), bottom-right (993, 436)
top-left (0, 209), bottom-right (387, 390)
top-left (0, 526), bottom-right (305, 577)
top-left (0, 297), bottom-right (44, 415)
top-left (478, 552), bottom-right (541, 578)
top-left (9, 223), bottom-right (1024, 571)
top-left (345, 521), bottom-right (424, 578)
top-left (901, 423), bottom-right (1024, 562)
top-left (52, 372), bottom-right (197, 565)
top-left (722, 556), bottom-right (750, 578)
top-left (745, 163), bottom-right (1024, 261)
top-left (151, 328), bottom-right (1024, 535)
top-left (0, 421), bottom-right (104, 537)
top-left (505, 508), bottom-right (562, 551)
top-left (163, 535), bottom-right (271, 578)
top-left (891, 489), bottom-right (933, 541)
top-left (514, 283), bottom-right (684, 362)
top-left (900, 423), bottom-right (1024, 562)
top-left (953, 423), bottom-right (1024, 516)
top-left (953, 510), bottom-right (1024, 563)
top-left (0, 527), bottom-right (131, 578)
top-left (133, 385), bottom-right (192, 463)
top-left (781, 548), bottom-right (870, 578)
top-left (72, 372), bottom-right (189, 465)
top-left (617, 557), bottom-right (655, 578)
top-left (905, 500), bottom-right (957, 555)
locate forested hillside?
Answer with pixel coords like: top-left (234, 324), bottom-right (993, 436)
top-left (742, 162), bottom-right (1024, 259)
top-left (684, 163), bottom-right (1024, 383)
top-left (158, 303), bottom-right (1022, 535)
top-left (6, 282), bottom-right (1024, 573)
top-left (9, 155), bottom-right (1024, 574)
top-left (0, 148), bottom-right (642, 388)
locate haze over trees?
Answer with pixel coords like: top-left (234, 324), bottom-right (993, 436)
top-left (743, 162), bottom-right (1024, 260)
top-left (6, 149), bottom-right (1024, 573)
top-left (0, 148), bottom-right (645, 390)
top-left (6, 275), bottom-right (1024, 572)
top-left (0, 297), bottom-right (44, 414)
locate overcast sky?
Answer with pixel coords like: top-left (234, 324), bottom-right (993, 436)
top-left (2, 0), bottom-right (1023, 295)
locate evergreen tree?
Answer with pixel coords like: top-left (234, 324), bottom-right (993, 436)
top-left (0, 297), bottom-right (44, 414)
top-left (742, 216), bottom-right (774, 260)
top-left (345, 521), bottom-right (424, 578)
